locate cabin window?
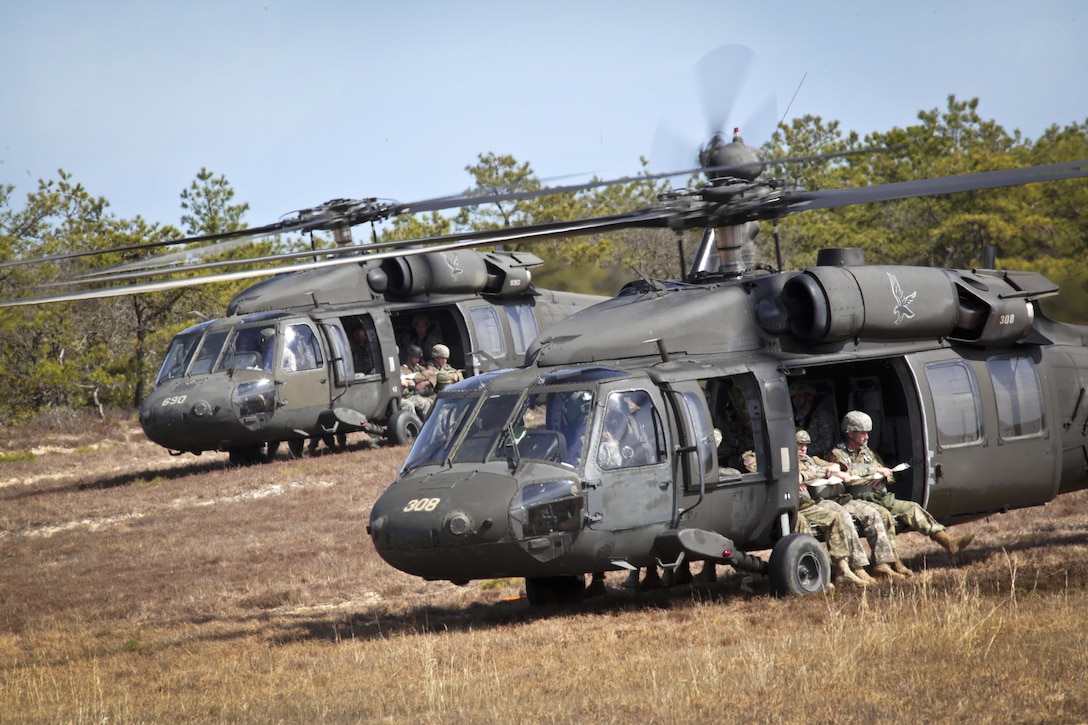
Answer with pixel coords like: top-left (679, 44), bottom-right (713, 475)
top-left (596, 390), bottom-right (666, 470)
top-left (987, 356), bottom-right (1044, 439)
top-left (469, 307), bottom-right (506, 358)
top-left (707, 376), bottom-right (760, 473)
top-left (507, 303), bottom-right (539, 355)
top-left (341, 315), bottom-right (380, 377)
top-left (282, 324), bottom-right (323, 373)
top-left (924, 361), bottom-right (982, 447)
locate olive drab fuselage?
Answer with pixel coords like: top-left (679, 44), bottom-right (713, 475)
top-left (369, 252), bottom-right (1088, 588)
top-left (138, 250), bottom-right (603, 459)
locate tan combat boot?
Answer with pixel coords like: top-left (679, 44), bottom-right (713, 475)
top-left (892, 555), bottom-right (913, 577)
top-left (835, 558), bottom-right (869, 587)
top-left (870, 562), bottom-right (906, 580)
top-left (933, 529), bottom-right (975, 556)
top-left (853, 567), bottom-right (878, 585)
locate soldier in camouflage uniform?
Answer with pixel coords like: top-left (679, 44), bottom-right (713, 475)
top-left (428, 343), bottom-right (463, 393)
top-left (795, 487), bottom-right (871, 587)
top-left (831, 411), bottom-right (974, 557)
top-left (399, 344), bottom-right (433, 420)
top-left (797, 429), bottom-right (909, 580)
top-left (790, 381), bottom-right (836, 458)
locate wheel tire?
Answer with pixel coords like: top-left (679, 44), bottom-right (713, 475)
top-left (524, 576), bottom-right (586, 606)
top-left (263, 440), bottom-right (280, 462)
top-left (227, 445), bottom-right (264, 466)
top-left (335, 433), bottom-right (347, 450)
top-left (388, 409), bottom-right (423, 446)
top-left (287, 439), bottom-right (305, 458)
top-left (768, 533), bottom-right (830, 597)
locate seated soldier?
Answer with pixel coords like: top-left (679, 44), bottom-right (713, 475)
top-left (831, 411), bottom-right (974, 557)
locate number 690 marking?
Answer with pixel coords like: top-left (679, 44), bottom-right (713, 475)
top-left (403, 497), bottom-right (441, 512)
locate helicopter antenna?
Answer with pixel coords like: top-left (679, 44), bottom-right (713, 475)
top-left (675, 231), bottom-right (687, 281)
top-left (773, 219), bottom-right (783, 271)
top-left (630, 265), bottom-right (666, 294)
top-left (780, 72), bottom-right (807, 127)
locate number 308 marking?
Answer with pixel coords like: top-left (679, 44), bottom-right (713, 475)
top-left (403, 497), bottom-right (441, 512)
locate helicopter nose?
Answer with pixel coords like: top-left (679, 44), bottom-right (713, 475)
top-left (368, 470), bottom-right (520, 580)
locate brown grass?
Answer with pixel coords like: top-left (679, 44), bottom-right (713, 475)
top-left (2, 412), bottom-right (1088, 723)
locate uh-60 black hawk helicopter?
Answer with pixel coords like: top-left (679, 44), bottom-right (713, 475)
top-left (366, 129), bottom-right (1088, 604)
top-left (139, 242), bottom-right (604, 465)
top-left (0, 190), bottom-right (617, 465)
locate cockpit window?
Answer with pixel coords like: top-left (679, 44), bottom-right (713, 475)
top-left (214, 326), bottom-right (275, 373)
top-left (282, 324), bottom-right (323, 373)
top-left (596, 390), bottom-right (665, 470)
top-left (402, 396), bottom-right (479, 471)
top-left (188, 330), bottom-right (230, 376)
top-left (155, 332), bottom-right (204, 383)
top-left (455, 394), bottom-right (522, 462)
top-left (401, 386), bottom-right (597, 471)
top-left (494, 389), bottom-right (593, 467)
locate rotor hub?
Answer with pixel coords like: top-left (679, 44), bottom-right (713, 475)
top-left (700, 129), bottom-right (765, 182)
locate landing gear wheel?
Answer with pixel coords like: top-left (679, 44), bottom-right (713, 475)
top-left (287, 439), bottom-right (305, 458)
top-left (388, 409), bottom-right (423, 446)
top-left (524, 576), bottom-right (586, 606)
top-left (768, 533), bottom-right (830, 597)
top-left (227, 442), bottom-right (277, 466)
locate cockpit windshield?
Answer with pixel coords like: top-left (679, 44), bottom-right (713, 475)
top-left (155, 324), bottom-right (278, 383)
top-left (401, 386), bottom-right (596, 472)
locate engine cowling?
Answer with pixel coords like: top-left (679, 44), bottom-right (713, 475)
top-left (778, 265), bottom-right (1035, 347)
top-left (374, 250), bottom-right (540, 298)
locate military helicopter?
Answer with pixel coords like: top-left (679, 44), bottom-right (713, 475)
top-left (366, 128), bottom-right (1088, 603)
top-left (0, 190), bottom-right (629, 464)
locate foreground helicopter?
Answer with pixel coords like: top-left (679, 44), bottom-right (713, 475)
top-left (367, 130), bottom-right (1088, 603)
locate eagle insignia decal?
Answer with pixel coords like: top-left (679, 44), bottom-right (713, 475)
top-left (888, 272), bottom-right (917, 325)
top-left (443, 252), bottom-right (464, 277)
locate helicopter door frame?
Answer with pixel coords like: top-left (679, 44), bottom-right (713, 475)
top-left (273, 320), bottom-right (330, 432)
top-left (658, 381), bottom-right (717, 528)
top-left (583, 383), bottom-right (673, 534)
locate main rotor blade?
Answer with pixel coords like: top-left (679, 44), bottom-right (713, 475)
top-left (698, 45), bottom-right (754, 137)
top-left (0, 209), bottom-right (674, 308)
top-left (0, 215), bottom-right (315, 271)
top-left (780, 160), bottom-right (1088, 214)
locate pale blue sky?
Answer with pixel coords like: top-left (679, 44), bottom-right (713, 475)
top-left (2, 0), bottom-right (1085, 233)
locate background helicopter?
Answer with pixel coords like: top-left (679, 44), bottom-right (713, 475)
top-left (0, 188), bottom-right (635, 464)
top-left (366, 124), bottom-right (1088, 603)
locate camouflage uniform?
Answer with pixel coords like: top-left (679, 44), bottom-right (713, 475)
top-left (799, 450), bottom-right (897, 566)
top-left (830, 442), bottom-right (945, 537)
top-left (716, 381), bottom-right (754, 471)
top-left (428, 344), bottom-right (464, 393)
top-left (791, 383), bottom-right (837, 458)
top-left (796, 482), bottom-right (869, 570)
top-left (399, 346), bottom-right (433, 420)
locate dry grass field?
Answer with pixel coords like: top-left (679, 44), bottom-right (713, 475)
top-left (2, 412), bottom-right (1088, 724)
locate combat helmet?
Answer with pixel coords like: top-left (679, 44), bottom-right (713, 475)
top-left (841, 410), bottom-right (873, 433)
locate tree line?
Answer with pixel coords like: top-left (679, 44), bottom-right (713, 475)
top-left (1, 95), bottom-right (1085, 424)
